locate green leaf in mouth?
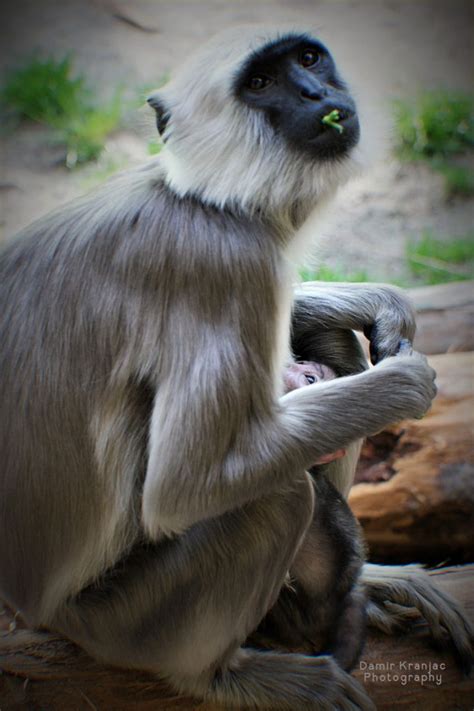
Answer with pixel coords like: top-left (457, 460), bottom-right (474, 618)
top-left (321, 109), bottom-right (344, 134)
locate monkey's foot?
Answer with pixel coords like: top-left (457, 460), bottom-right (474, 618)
top-left (361, 563), bottom-right (473, 673)
top-left (250, 580), bottom-right (366, 674)
top-left (205, 649), bottom-right (376, 711)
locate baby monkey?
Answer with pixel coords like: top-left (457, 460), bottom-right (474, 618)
top-left (284, 360), bottom-right (346, 466)
top-left (283, 360), bottom-right (336, 390)
top-left (255, 360), bottom-right (367, 670)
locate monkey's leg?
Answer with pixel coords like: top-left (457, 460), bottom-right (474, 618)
top-left (253, 472), bottom-right (367, 671)
top-left (52, 473), bottom-right (374, 711)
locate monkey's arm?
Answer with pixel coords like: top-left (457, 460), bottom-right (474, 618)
top-left (141, 350), bottom-right (435, 539)
top-left (293, 282), bottom-right (416, 363)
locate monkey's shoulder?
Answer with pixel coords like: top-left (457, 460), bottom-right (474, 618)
top-left (2, 160), bottom-right (279, 271)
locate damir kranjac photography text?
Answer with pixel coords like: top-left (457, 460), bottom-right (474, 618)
top-left (359, 659), bottom-right (447, 687)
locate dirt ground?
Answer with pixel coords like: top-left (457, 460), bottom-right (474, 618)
top-left (0, 0), bottom-right (473, 281)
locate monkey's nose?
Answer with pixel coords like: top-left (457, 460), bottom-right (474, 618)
top-left (298, 77), bottom-right (328, 102)
top-left (301, 87), bottom-right (327, 101)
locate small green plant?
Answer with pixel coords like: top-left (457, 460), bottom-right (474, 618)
top-left (393, 91), bottom-right (474, 196)
top-left (1, 55), bottom-right (122, 166)
top-left (435, 162), bottom-right (474, 197)
top-left (1, 55), bottom-right (87, 124)
top-left (394, 91), bottom-right (474, 159)
top-left (299, 264), bottom-right (369, 283)
top-left (63, 92), bottom-right (122, 167)
top-left (406, 231), bottom-right (474, 285)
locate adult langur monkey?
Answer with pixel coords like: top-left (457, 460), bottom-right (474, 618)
top-left (0, 25), bottom-right (472, 710)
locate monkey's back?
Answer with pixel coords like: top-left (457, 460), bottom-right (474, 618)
top-left (0, 169), bottom-right (160, 621)
top-left (0, 161), bottom-right (285, 624)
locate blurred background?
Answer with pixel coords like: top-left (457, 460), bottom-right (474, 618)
top-left (0, 0), bottom-right (473, 564)
top-left (0, 0), bottom-right (473, 286)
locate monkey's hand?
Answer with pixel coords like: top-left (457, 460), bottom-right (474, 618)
top-left (279, 346), bottom-right (436, 476)
top-left (362, 564), bottom-right (474, 674)
top-left (294, 283), bottom-right (417, 364)
top-left (361, 285), bottom-right (416, 364)
top-left (371, 346), bottom-right (437, 420)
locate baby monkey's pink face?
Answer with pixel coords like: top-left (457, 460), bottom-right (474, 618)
top-left (283, 360), bottom-right (345, 466)
top-left (283, 360), bottom-right (336, 392)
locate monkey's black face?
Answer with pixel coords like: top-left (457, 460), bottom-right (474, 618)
top-left (234, 34), bottom-right (360, 160)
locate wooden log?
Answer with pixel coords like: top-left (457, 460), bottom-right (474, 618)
top-left (1, 566), bottom-right (472, 710)
top-left (408, 281), bottom-right (474, 355)
top-left (350, 351), bottom-right (474, 562)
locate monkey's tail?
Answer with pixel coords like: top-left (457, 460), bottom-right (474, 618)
top-left (194, 647), bottom-right (375, 710)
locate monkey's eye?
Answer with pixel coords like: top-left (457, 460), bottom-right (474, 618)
top-left (305, 374), bottom-right (316, 384)
top-left (300, 49), bottom-right (320, 68)
top-left (247, 75), bottom-right (273, 91)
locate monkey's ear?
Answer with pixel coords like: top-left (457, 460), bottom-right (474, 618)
top-left (147, 93), bottom-right (171, 137)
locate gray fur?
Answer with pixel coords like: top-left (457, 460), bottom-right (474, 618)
top-left (361, 563), bottom-right (474, 673)
top-left (153, 25), bottom-right (365, 228)
top-left (252, 469), bottom-right (368, 672)
top-left (1, 25), bottom-right (465, 711)
top-left (290, 306), bottom-right (472, 672)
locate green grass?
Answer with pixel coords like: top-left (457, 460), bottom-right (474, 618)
top-left (299, 264), bottom-right (369, 283)
top-left (1, 55), bottom-right (87, 124)
top-left (62, 91), bottom-right (122, 167)
top-left (299, 234), bottom-right (474, 289)
top-left (393, 91), bottom-right (474, 196)
top-left (406, 231), bottom-right (474, 285)
top-left (435, 162), bottom-right (474, 197)
top-left (1, 55), bottom-right (122, 166)
top-left (394, 91), bottom-right (474, 159)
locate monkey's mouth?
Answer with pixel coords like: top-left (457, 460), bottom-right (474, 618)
top-left (308, 106), bottom-right (360, 157)
top-left (321, 108), bottom-right (353, 131)
top-left (318, 105), bottom-right (357, 133)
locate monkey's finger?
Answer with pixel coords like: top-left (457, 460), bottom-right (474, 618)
top-left (319, 657), bottom-right (376, 711)
top-left (335, 670), bottom-right (376, 711)
top-left (365, 324), bottom-right (417, 364)
top-left (363, 323), bottom-right (381, 364)
top-left (364, 323), bottom-right (402, 365)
